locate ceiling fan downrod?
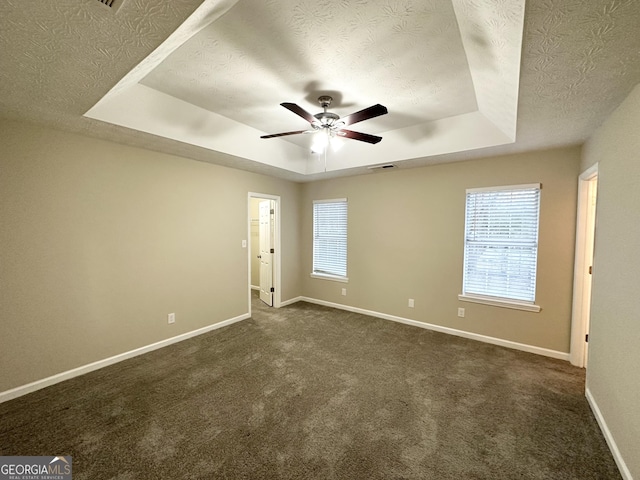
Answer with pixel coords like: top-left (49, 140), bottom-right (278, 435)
top-left (314, 96), bottom-right (340, 128)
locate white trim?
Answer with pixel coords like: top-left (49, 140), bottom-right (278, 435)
top-left (310, 272), bottom-right (349, 283)
top-left (313, 197), bottom-right (347, 204)
top-left (570, 163), bottom-right (598, 367)
top-left (279, 296), bottom-right (303, 307)
top-left (0, 313), bottom-right (250, 404)
top-left (458, 294), bottom-right (541, 312)
top-left (248, 192), bottom-right (282, 313)
top-left (585, 388), bottom-right (632, 480)
top-left (466, 183), bottom-right (540, 193)
top-left (250, 285), bottom-right (260, 291)
top-left (294, 296), bottom-right (567, 360)
top-left (580, 163), bottom-right (599, 181)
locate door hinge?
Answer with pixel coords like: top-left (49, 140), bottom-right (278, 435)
top-left (270, 248), bottom-right (274, 253)
top-left (270, 209), bottom-right (274, 214)
top-left (270, 287), bottom-right (274, 293)
top-left (588, 265), bottom-right (592, 275)
top-left (585, 334), bottom-right (589, 342)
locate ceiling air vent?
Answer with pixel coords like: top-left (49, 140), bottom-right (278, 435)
top-left (368, 164), bottom-right (397, 171)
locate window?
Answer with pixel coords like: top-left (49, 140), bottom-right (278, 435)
top-left (312, 198), bottom-right (348, 281)
top-left (460, 184), bottom-right (541, 311)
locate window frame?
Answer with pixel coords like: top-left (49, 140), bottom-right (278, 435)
top-left (459, 184), bottom-right (542, 312)
top-left (311, 198), bottom-right (348, 283)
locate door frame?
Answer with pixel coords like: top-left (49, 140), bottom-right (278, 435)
top-left (248, 192), bottom-right (281, 314)
top-left (570, 163), bottom-right (598, 367)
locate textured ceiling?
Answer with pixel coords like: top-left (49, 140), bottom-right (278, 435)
top-left (1, 0), bottom-right (640, 182)
top-left (140, 0), bottom-right (478, 138)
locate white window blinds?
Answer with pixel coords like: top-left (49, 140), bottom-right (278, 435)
top-left (313, 199), bottom-right (347, 278)
top-left (463, 184), bottom-right (541, 303)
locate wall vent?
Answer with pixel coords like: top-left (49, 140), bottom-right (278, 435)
top-left (98, 0), bottom-right (115, 7)
top-left (368, 164), bottom-right (397, 171)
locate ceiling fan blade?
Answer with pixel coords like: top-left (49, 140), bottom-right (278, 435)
top-left (337, 129), bottom-right (383, 144)
top-left (340, 104), bottom-right (388, 126)
top-left (260, 130), bottom-right (308, 139)
top-left (281, 103), bottom-right (317, 124)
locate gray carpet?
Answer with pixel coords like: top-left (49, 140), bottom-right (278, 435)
top-left (0, 293), bottom-right (620, 479)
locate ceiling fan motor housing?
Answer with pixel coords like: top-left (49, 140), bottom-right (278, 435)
top-left (314, 111), bottom-right (340, 126)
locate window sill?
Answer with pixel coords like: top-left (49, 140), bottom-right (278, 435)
top-left (310, 273), bottom-right (349, 283)
top-left (458, 294), bottom-right (541, 312)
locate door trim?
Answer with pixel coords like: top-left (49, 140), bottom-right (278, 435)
top-left (248, 192), bottom-right (281, 315)
top-left (570, 163), bottom-right (598, 367)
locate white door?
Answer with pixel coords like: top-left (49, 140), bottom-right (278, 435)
top-left (259, 200), bottom-right (274, 306)
top-left (570, 166), bottom-right (598, 368)
top-left (583, 177), bottom-right (598, 367)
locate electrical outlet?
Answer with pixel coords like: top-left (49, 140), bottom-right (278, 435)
top-left (458, 307), bottom-right (465, 318)
top-left (408, 298), bottom-right (414, 308)
top-left (168, 313), bottom-right (176, 324)
top-left (341, 288), bottom-right (347, 296)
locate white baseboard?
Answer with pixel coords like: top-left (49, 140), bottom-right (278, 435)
top-left (280, 296), bottom-right (303, 307)
top-left (586, 388), bottom-right (633, 480)
top-left (250, 285), bottom-right (260, 291)
top-left (297, 297), bottom-right (570, 361)
top-left (0, 313), bottom-right (250, 404)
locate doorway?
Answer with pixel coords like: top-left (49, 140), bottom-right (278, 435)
top-left (570, 163), bottom-right (598, 368)
top-left (248, 193), bottom-right (281, 313)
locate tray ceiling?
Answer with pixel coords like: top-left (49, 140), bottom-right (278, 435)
top-left (85, 0), bottom-right (524, 176)
top-left (2, 0), bottom-right (640, 181)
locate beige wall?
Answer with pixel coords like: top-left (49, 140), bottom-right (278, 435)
top-left (301, 147), bottom-right (580, 352)
top-left (581, 84), bottom-right (640, 478)
top-left (0, 119), bottom-right (301, 392)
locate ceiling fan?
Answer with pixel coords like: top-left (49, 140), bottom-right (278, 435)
top-left (260, 95), bottom-right (388, 145)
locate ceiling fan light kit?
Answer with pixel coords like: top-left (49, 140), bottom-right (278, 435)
top-left (261, 95), bottom-right (388, 153)
top-left (310, 130), bottom-right (344, 155)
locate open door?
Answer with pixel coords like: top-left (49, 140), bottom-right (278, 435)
top-left (259, 200), bottom-right (274, 306)
top-left (570, 164), bottom-right (598, 368)
top-left (247, 192), bottom-right (280, 313)
top-left (582, 178), bottom-right (597, 367)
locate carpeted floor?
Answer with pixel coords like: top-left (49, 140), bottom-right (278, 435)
top-left (0, 293), bottom-right (621, 479)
